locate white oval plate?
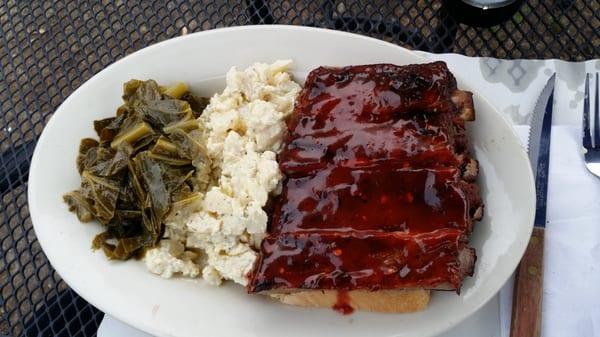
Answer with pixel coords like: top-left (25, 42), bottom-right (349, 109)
top-left (29, 25), bottom-right (535, 337)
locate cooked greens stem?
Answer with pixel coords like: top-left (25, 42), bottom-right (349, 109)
top-left (163, 82), bottom-right (188, 99)
top-left (110, 121), bottom-right (154, 149)
top-left (152, 137), bottom-right (178, 154)
top-left (163, 119), bottom-right (199, 134)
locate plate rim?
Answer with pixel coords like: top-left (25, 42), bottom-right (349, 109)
top-left (28, 24), bottom-right (535, 337)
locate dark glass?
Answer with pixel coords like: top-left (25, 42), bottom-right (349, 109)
top-left (443, 0), bottom-right (524, 27)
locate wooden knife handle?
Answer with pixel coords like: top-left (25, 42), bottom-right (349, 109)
top-left (510, 227), bottom-right (545, 337)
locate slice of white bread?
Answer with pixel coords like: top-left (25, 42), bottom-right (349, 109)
top-left (269, 289), bottom-right (431, 313)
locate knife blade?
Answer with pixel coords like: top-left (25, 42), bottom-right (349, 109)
top-left (510, 74), bottom-right (555, 337)
top-left (528, 73), bottom-right (556, 183)
top-left (529, 73), bottom-right (555, 228)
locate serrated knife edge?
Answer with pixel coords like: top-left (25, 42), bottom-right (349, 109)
top-left (528, 73), bottom-right (556, 179)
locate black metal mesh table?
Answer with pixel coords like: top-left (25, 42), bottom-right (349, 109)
top-left (1, 1), bottom-right (598, 336)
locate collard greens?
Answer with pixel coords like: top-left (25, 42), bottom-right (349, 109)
top-left (64, 80), bottom-right (210, 260)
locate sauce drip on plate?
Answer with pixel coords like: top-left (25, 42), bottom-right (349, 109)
top-left (333, 290), bottom-right (354, 315)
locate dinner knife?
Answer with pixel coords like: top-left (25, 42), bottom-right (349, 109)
top-left (510, 73), bottom-right (555, 337)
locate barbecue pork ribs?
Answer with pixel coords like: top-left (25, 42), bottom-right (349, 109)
top-left (248, 61), bottom-right (482, 312)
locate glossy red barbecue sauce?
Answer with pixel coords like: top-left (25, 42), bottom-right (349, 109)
top-left (249, 62), bottom-right (474, 308)
top-left (279, 113), bottom-right (461, 175)
top-left (270, 167), bottom-right (470, 234)
top-left (249, 230), bottom-right (468, 292)
top-left (287, 62), bottom-right (458, 133)
top-left (280, 62), bottom-right (464, 175)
